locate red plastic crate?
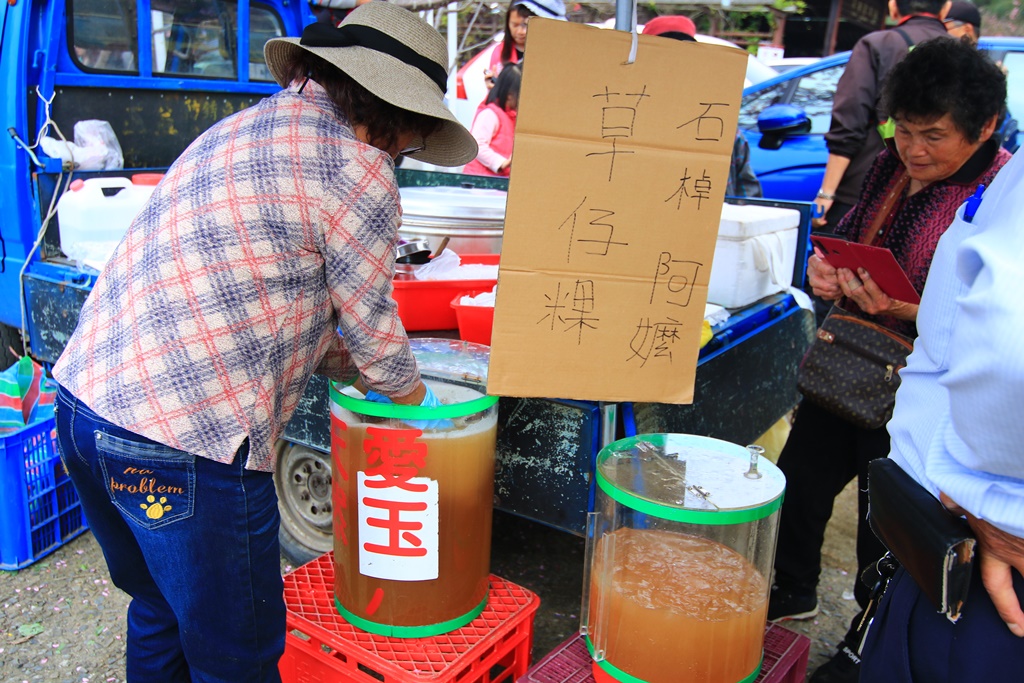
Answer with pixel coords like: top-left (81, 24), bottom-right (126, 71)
top-left (392, 254), bottom-right (499, 331)
top-left (451, 291), bottom-right (495, 346)
top-left (516, 624), bottom-right (809, 683)
top-left (280, 552), bottom-right (539, 683)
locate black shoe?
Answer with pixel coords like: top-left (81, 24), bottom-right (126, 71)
top-left (767, 584), bottom-right (819, 622)
top-left (810, 645), bottom-right (861, 683)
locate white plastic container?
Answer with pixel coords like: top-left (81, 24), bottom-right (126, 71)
top-left (707, 204), bottom-right (801, 309)
top-left (57, 177), bottom-right (157, 270)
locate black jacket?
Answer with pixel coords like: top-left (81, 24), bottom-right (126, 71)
top-left (824, 16), bottom-right (949, 206)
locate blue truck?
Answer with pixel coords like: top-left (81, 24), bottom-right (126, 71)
top-left (2, 0), bottom-right (815, 563)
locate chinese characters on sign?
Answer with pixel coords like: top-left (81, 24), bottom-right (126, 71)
top-left (357, 426), bottom-right (439, 581)
top-left (489, 20), bottom-right (747, 404)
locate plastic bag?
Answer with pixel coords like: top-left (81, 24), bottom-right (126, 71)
top-left (459, 287), bottom-right (497, 307)
top-left (74, 120), bottom-right (123, 169)
top-left (413, 250), bottom-right (500, 281)
top-left (38, 120), bottom-right (123, 170)
top-left (0, 357), bottom-right (56, 434)
top-left (413, 249), bottom-right (461, 280)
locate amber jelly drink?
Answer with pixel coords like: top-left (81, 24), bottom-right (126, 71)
top-left (329, 375), bottom-right (498, 637)
top-left (583, 434), bottom-right (785, 683)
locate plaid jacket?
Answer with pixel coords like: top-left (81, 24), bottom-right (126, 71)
top-left (53, 81), bottom-right (419, 471)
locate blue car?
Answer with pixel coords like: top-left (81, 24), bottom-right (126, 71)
top-left (740, 37), bottom-right (1024, 201)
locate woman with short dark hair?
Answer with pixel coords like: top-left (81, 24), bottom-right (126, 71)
top-left (770, 36), bottom-right (1011, 682)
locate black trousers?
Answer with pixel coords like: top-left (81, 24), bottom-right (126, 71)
top-left (862, 567), bottom-right (1024, 682)
top-left (773, 400), bottom-right (890, 608)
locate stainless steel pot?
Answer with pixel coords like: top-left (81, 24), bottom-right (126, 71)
top-left (399, 186), bottom-right (507, 255)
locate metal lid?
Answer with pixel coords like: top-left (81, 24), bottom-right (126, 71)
top-left (409, 337), bottom-right (491, 385)
top-left (396, 239), bottom-right (431, 264)
top-left (399, 187), bottom-right (507, 224)
top-left (596, 434), bottom-right (786, 525)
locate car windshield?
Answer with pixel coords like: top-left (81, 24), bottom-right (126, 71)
top-left (1002, 51), bottom-right (1024, 126)
top-left (745, 57), bottom-right (779, 86)
top-left (739, 82), bottom-right (789, 129)
top-left (739, 63), bottom-right (844, 132)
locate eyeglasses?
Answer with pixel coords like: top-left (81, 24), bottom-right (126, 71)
top-left (399, 141), bottom-right (425, 157)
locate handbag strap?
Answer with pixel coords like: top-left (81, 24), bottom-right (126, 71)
top-left (862, 170), bottom-right (909, 247)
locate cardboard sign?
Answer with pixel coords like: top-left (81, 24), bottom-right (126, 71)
top-left (488, 21), bottom-right (747, 404)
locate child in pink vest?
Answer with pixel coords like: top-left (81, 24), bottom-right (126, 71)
top-left (463, 64), bottom-right (521, 177)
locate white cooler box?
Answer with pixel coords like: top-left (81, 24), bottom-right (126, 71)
top-left (707, 204), bottom-right (802, 309)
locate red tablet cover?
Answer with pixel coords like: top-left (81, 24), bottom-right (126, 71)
top-left (811, 236), bottom-right (921, 305)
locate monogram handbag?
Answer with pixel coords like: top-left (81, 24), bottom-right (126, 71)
top-left (796, 303), bottom-right (914, 430)
top-left (797, 170), bottom-right (914, 430)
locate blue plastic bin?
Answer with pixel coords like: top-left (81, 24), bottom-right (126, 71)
top-left (0, 418), bottom-right (88, 570)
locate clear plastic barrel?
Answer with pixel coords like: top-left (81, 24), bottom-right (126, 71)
top-left (581, 434), bottom-right (786, 683)
top-left (329, 339), bottom-right (498, 637)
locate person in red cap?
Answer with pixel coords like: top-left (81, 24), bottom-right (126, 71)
top-left (642, 15), bottom-right (697, 40)
top-left (642, 16), bottom-right (763, 198)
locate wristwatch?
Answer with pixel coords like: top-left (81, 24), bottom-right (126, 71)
top-left (816, 190), bottom-right (836, 201)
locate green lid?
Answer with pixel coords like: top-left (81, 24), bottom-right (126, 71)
top-left (595, 434), bottom-right (785, 525)
top-left (331, 382), bottom-right (497, 419)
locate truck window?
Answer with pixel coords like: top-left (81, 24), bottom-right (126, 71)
top-left (249, 3), bottom-right (286, 82)
top-left (151, 1), bottom-right (236, 77)
top-left (71, 0), bottom-right (140, 72)
top-left (71, 1), bottom-right (284, 80)
top-left (149, 1), bottom-right (283, 80)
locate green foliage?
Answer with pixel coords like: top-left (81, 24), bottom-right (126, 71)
top-left (774, 0), bottom-right (808, 13)
top-left (975, 4), bottom-right (1024, 35)
top-left (975, 0), bottom-right (1023, 24)
top-left (17, 622), bottom-right (44, 638)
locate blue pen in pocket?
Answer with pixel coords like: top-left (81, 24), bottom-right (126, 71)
top-left (964, 184), bottom-right (986, 223)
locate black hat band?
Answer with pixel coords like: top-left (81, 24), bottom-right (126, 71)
top-left (300, 22), bottom-right (448, 94)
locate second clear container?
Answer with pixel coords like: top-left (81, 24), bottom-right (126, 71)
top-left (582, 433), bottom-right (786, 683)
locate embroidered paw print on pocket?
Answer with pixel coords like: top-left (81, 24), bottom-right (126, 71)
top-left (140, 495), bottom-right (172, 520)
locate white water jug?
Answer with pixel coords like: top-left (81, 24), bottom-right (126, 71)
top-left (56, 176), bottom-right (157, 270)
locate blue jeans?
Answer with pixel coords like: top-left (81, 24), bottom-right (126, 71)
top-left (55, 384), bottom-right (284, 682)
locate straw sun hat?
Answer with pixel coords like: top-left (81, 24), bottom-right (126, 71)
top-left (264, 2), bottom-right (477, 167)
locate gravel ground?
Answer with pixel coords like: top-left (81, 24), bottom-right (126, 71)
top-left (1, 540), bottom-right (131, 683)
top-left (2, 484), bottom-right (862, 682)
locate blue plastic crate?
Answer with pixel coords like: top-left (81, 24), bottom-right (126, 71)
top-left (0, 417), bottom-right (88, 570)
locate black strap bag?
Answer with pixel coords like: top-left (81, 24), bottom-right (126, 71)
top-left (868, 458), bottom-right (976, 621)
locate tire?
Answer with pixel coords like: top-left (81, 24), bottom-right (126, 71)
top-left (0, 324), bottom-right (24, 370)
top-left (274, 440), bottom-right (334, 565)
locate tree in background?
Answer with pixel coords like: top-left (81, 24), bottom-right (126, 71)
top-left (975, 0), bottom-right (1024, 35)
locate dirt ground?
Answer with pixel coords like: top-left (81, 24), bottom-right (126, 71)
top-left (1, 483), bottom-right (861, 682)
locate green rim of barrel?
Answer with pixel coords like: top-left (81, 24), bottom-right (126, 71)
top-left (595, 434), bottom-right (783, 525)
top-left (334, 594), bottom-right (487, 638)
top-left (330, 382), bottom-right (498, 419)
top-left (585, 636), bottom-right (763, 683)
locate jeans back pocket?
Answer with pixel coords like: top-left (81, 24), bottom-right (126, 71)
top-left (96, 431), bottom-right (196, 530)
